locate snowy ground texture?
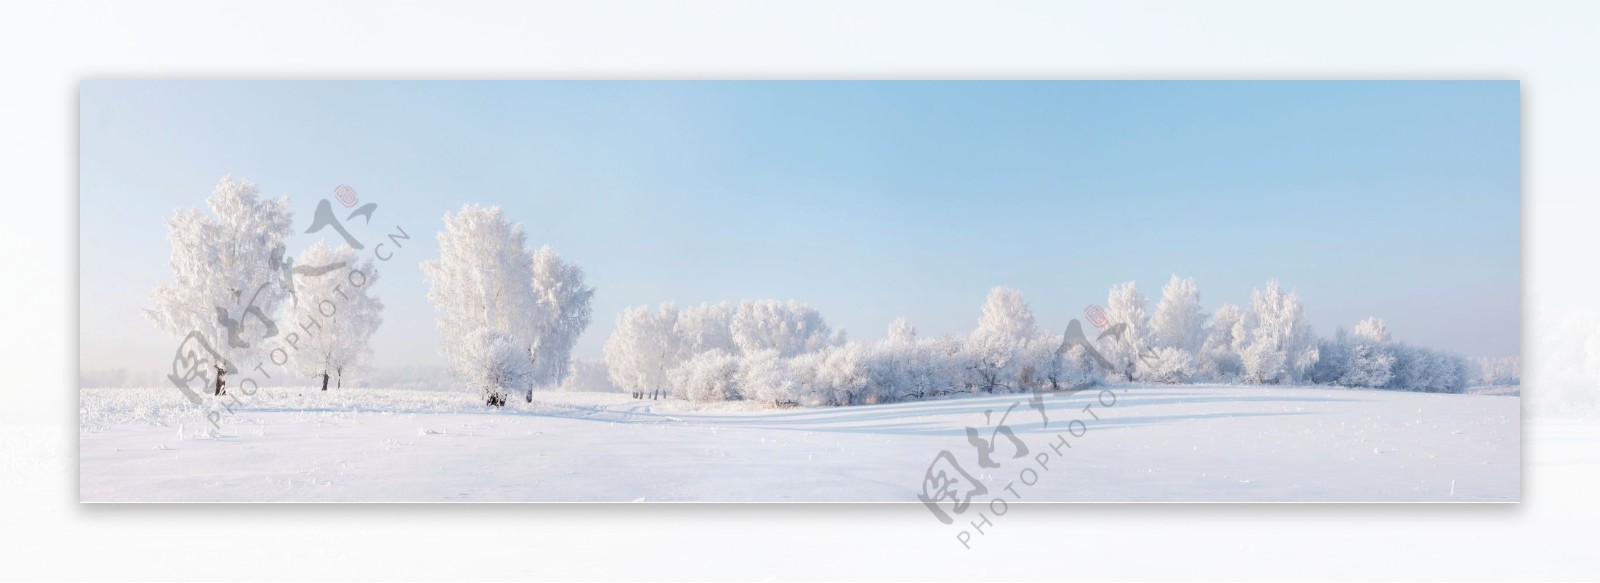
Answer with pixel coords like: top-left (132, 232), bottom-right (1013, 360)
top-left (79, 384), bottom-right (1519, 502)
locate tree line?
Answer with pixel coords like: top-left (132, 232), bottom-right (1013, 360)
top-left (149, 179), bottom-right (1514, 407)
top-left (600, 278), bottom-right (1509, 407)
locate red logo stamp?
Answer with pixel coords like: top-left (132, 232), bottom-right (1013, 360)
top-left (1084, 305), bottom-right (1109, 328)
top-left (334, 184), bottom-right (359, 208)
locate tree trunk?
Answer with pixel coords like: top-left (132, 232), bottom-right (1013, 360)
top-left (337, 368), bottom-right (343, 389)
top-left (321, 373), bottom-right (329, 391)
top-left (214, 365), bottom-right (226, 396)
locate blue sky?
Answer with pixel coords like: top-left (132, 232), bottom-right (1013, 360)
top-left (79, 81), bottom-right (1520, 373)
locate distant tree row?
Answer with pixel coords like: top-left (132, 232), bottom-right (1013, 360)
top-left (603, 277), bottom-right (1514, 406)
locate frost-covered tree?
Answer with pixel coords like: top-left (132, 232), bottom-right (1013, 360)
top-left (872, 331), bottom-right (962, 402)
top-left (1238, 280), bottom-right (1318, 384)
top-left (1137, 346), bottom-right (1196, 384)
top-left (1311, 321), bottom-right (1389, 387)
top-left (1061, 344), bottom-right (1105, 388)
top-left (146, 177), bottom-right (294, 399)
top-left (421, 205), bottom-right (538, 406)
top-left (737, 349), bottom-right (798, 406)
top-left (1308, 328), bottom-right (1351, 385)
top-left (888, 317), bottom-right (917, 344)
top-left (1303, 318), bottom-right (1472, 393)
top-left (865, 319), bottom-right (961, 404)
top-left (667, 349), bottom-right (741, 402)
top-left (964, 287), bottom-right (1040, 393)
top-left (604, 303), bottom-right (682, 400)
top-left (1019, 333), bottom-right (1094, 391)
top-left (679, 302), bottom-right (740, 356)
top-left (929, 335), bottom-right (971, 396)
top-left (1239, 333), bottom-right (1287, 384)
top-left (525, 245), bottom-right (595, 400)
top-left (810, 343), bottom-right (872, 406)
top-left (783, 351), bottom-right (826, 406)
top-left (288, 241), bottom-right (384, 390)
top-left (1102, 281), bottom-right (1149, 382)
top-left (1354, 317), bottom-right (1390, 343)
top-left (1197, 304), bottom-right (1245, 381)
top-left (1340, 342), bottom-right (1396, 388)
top-left (606, 298), bottom-right (843, 402)
top-left (864, 320), bottom-right (914, 403)
top-left (460, 330), bottom-right (535, 406)
top-left (1385, 344), bottom-right (1472, 394)
top-left (730, 300), bottom-right (835, 357)
top-left (1148, 275), bottom-right (1207, 354)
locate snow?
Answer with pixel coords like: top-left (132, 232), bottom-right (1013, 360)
top-left (79, 384), bottom-right (1518, 502)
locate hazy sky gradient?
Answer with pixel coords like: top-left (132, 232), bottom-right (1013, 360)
top-left (79, 81), bottom-right (1520, 375)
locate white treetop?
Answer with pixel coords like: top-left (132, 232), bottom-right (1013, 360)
top-left (887, 318), bottom-right (917, 344)
top-left (678, 302), bottom-right (739, 356)
top-left (1353, 316), bottom-right (1390, 343)
top-left (730, 299), bottom-right (835, 357)
top-left (1149, 275), bottom-right (1207, 353)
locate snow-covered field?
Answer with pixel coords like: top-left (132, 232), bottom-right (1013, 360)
top-left (78, 384), bottom-right (1519, 502)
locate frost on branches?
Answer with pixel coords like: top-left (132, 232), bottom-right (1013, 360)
top-left (1149, 275), bottom-right (1207, 355)
top-left (963, 287), bottom-right (1041, 393)
top-left (146, 176), bottom-right (294, 400)
top-left (604, 303), bottom-right (682, 400)
top-left (421, 205), bottom-right (593, 406)
top-left (527, 245), bottom-right (595, 401)
top-left (287, 241), bottom-right (384, 391)
top-left (731, 300), bottom-right (836, 356)
top-left (1235, 280), bottom-right (1319, 384)
top-left (1307, 317), bottom-right (1481, 394)
top-left (1101, 281), bottom-right (1149, 382)
top-left (604, 299), bottom-right (845, 401)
